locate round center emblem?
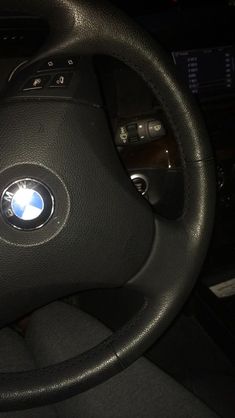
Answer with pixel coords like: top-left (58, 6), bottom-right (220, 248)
top-left (11, 188), bottom-right (44, 221)
top-left (1, 179), bottom-right (54, 230)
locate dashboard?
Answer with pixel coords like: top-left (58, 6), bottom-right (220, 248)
top-left (1, 0), bottom-right (235, 279)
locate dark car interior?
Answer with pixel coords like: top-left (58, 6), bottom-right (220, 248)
top-left (0, 0), bottom-right (234, 417)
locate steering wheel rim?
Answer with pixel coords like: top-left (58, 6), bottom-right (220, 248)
top-left (0, 0), bottom-right (215, 411)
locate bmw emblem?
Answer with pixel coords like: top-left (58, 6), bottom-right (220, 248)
top-left (1, 179), bottom-right (54, 230)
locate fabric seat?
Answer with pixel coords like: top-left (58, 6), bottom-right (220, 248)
top-left (0, 302), bottom-right (218, 417)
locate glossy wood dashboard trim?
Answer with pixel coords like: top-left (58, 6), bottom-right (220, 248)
top-left (119, 133), bottom-right (181, 170)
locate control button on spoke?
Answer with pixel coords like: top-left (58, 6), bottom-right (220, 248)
top-left (22, 75), bottom-right (51, 91)
top-left (38, 58), bottom-right (78, 72)
top-left (49, 72), bottom-right (73, 88)
top-left (64, 58), bottom-right (78, 68)
top-left (38, 59), bottom-right (59, 71)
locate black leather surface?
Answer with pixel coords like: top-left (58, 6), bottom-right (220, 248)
top-left (0, 0), bottom-right (216, 411)
top-left (0, 302), bottom-right (219, 417)
top-left (0, 101), bottom-right (153, 327)
top-left (0, 329), bottom-right (57, 417)
top-left (24, 302), bottom-right (218, 418)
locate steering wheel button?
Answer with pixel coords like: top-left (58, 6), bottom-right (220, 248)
top-left (38, 59), bottom-right (59, 71)
top-left (65, 58), bottom-right (78, 68)
top-left (22, 75), bottom-right (50, 91)
top-left (49, 72), bottom-right (73, 88)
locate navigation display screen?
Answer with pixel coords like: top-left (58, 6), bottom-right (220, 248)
top-left (172, 46), bottom-right (235, 98)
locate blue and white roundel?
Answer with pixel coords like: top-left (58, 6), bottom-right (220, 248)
top-left (11, 188), bottom-right (44, 221)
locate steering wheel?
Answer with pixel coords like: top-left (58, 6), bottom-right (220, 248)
top-left (0, 0), bottom-right (215, 411)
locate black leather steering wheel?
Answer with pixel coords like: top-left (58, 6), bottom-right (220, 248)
top-left (0, 0), bottom-right (215, 411)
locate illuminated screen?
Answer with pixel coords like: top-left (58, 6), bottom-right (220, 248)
top-left (172, 46), bottom-right (235, 97)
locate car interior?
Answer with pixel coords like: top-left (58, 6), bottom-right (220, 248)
top-left (0, 0), bottom-right (234, 417)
